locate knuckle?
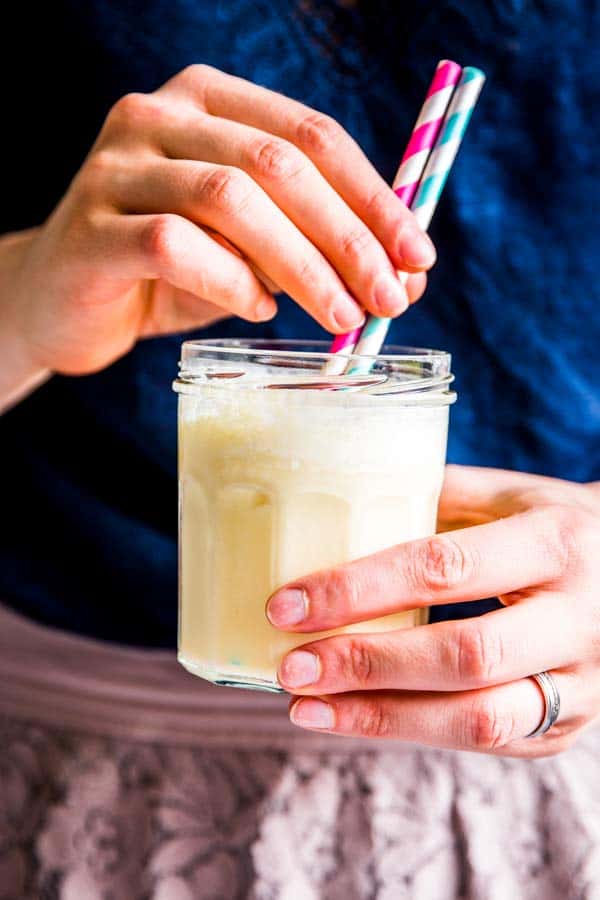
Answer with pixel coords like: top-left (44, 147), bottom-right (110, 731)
top-left (455, 623), bottom-right (502, 685)
top-left (199, 167), bottom-right (255, 216)
top-left (342, 640), bottom-right (373, 685)
top-left (75, 151), bottom-right (117, 201)
top-left (108, 92), bottom-right (153, 129)
top-left (364, 185), bottom-right (394, 219)
top-left (353, 701), bottom-right (393, 739)
top-left (543, 505), bottom-right (597, 577)
top-left (338, 227), bottom-right (375, 264)
top-left (220, 267), bottom-right (252, 306)
top-left (411, 535), bottom-right (473, 596)
top-left (179, 62), bottom-right (212, 82)
top-left (176, 63), bottom-right (213, 105)
top-left (141, 214), bottom-right (180, 274)
top-left (295, 111), bottom-right (345, 156)
top-left (84, 150), bottom-right (116, 181)
top-left (469, 697), bottom-right (514, 751)
top-left (246, 137), bottom-right (306, 184)
top-left (296, 251), bottom-right (329, 293)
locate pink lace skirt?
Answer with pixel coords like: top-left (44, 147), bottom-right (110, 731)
top-left (1, 602), bottom-right (599, 900)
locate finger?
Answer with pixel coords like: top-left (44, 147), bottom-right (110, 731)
top-left (139, 283), bottom-right (231, 338)
top-left (289, 669), bottom-right (581, 756)
top-left (266, 507), bottom-right (571, 631)
top-left (438, 464), bottom-right (588, 529)
top-left (206, 230), bottom-right (282, 293)
top-left (406, 270), bottom-right (427, 305)
top-left (91, 211), bottom-right (277, 322)
top-left (437, 465), bottom-right (531, 532)
top-left (157, 114), bottom-right (411, 318)
top-left (277, 593), bottom-right (583, 694)
top-left (159, 65), bottom-right (436, 273)
top-left (113, 158), bottom-right (365, 333)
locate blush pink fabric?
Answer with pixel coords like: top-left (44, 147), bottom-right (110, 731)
top-left (1, 602), bottom-right (599, 899)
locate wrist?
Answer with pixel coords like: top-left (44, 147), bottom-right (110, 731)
top-left (0, 228), bottom-right (51, 413)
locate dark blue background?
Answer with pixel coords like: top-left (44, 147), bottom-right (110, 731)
top-left (1, 1), bottom-right (598, 645)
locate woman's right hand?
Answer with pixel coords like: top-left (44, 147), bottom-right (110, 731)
top-left (2, 64), bottom-right (436, 379)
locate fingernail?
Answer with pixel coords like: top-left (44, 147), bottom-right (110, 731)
top-left (279, 650), bottom-right (320, 688)
top-left (255, 298), bottom-right (277, 321)
top-left (290, 698), bottom-right (335, 730)
top-left (398, 226), bottom-right (436, 269)
top-left (266, 588), bottom-right (308, 628)
top-left (332, 295), bottom-right (365, 331)
top-left (373, 273), bottom-right (409, 316)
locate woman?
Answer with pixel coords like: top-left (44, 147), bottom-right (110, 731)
top-left (2, 1), bottom-right (600, 897)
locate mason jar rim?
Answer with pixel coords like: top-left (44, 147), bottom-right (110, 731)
top-left (174, 338), bottom-right (455, 403)
top-left (179, 338), bottom-right (450, 367)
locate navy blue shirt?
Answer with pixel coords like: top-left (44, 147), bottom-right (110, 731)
top-left (2, 1), bottom-right (599, 646)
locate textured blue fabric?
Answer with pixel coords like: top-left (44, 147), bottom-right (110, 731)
top-left (1, 1), bottom-right (598, 645)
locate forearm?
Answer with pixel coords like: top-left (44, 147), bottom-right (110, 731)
top-left (0, 228), bottom-right (50, 414)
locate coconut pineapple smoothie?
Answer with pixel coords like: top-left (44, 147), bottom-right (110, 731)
top-left (174, 340), bottom-right (455, 692)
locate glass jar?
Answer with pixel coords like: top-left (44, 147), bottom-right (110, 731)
top-left (173, 340), bottom-right (456, 692)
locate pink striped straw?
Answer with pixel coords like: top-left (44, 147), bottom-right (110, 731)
top-left (393, 59), bottom-right (463, 206)
top-left (325, 60), bottom-right (462, 372)
top-left (327, 323), bottom-right (363, 360)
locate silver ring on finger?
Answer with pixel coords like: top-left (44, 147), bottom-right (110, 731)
top-left (526, 671), bottom-right (561, 739)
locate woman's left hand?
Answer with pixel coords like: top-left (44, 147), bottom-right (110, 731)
top-left (266, 465), bottom-right (600, 757)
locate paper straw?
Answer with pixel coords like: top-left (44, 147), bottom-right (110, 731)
top-left (322, 60), bottom-right (462, 376)
top-left (346, 66), bottom-right (485, 374)
top-left (411, 67), bottom-right (486, 230)
top-left (394, 59), bottom-right (463, 207)
top-left (323, 326), bottom-right (364, 375)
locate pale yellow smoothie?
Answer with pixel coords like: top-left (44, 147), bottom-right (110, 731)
top-left (175, 346), bottom-right (453, 692)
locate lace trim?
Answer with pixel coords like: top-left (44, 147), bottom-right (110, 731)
top-left (2, 715), bottom-right (600, 899)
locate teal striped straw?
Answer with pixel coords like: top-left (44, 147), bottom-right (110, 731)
top-left (347, 66), bottom-right (486, 374)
